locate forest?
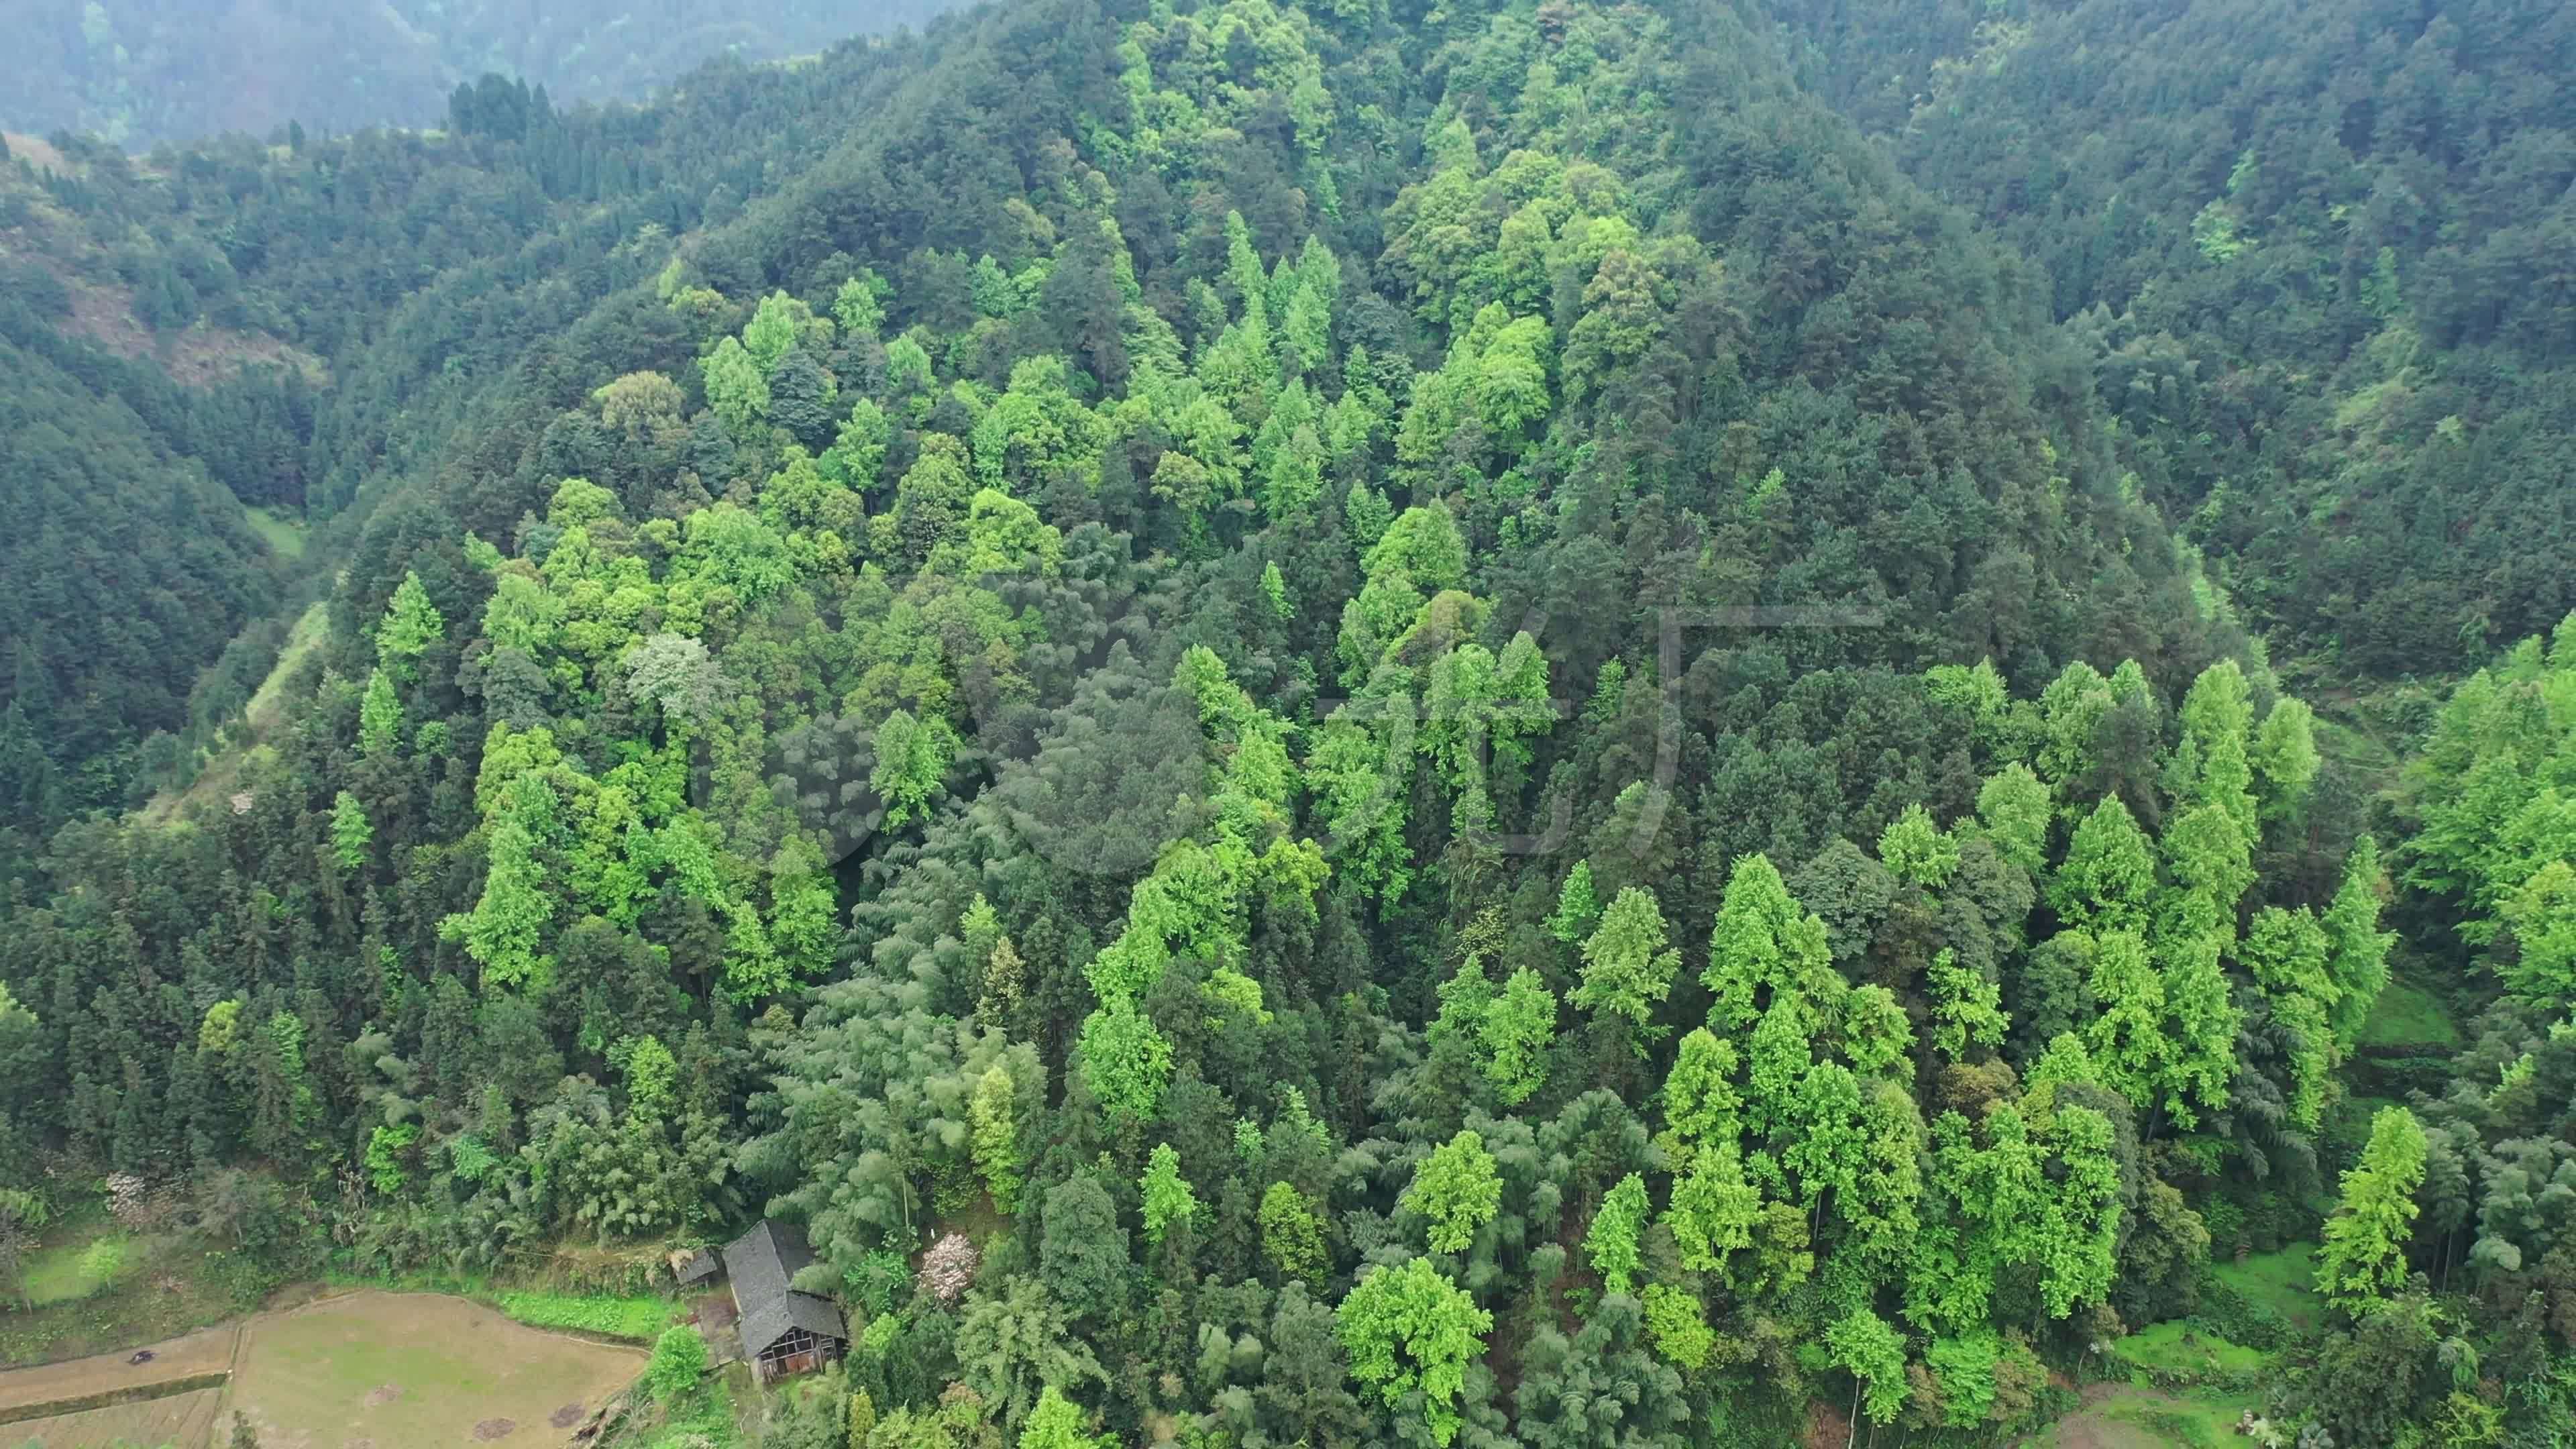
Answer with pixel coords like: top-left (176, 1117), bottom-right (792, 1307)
top-left (0, 0), bottom-right (2570, 1446)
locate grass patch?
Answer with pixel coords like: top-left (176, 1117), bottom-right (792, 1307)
top-left (0, 1238), bottom-right (276, 1370)
top-left (242, 504), bottom-right (307, 559)
top-left (2099, 1387), bottom-right (2264, 1448)
top-left (496, 1289), bottom-right (678, 1342)
top-left (138, 600), bottom-right (327, 828)
top-left (2109, 1322), bottom-right (2267, 1385)
top-left (2357, 977), bottom-right (2460, 1051)
top-left (19, 1235), bottom-right (131, 1307)
top-left (2210, 1242), bottom-right (2322, 1334)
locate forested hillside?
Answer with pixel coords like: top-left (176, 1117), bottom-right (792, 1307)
top-left (0, 0), bottom-right (965, 147)
top-left (0, 0), bottom-right (2570, 1446)
top-left (1762, 0), bottom-right (2576, 682)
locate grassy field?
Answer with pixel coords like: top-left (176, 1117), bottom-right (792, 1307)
top-left (18, 1236), bottom-right (131, 1307)
top-left (2211, 1242), bottom-right (2323, 1334)
top-left (2023, 1385), bottom-right (2267, 1448)
top-left (0, 1232), bottom-right (271, 1371)
top-left (2357, 977), bottom-right (2461, 1051)
top-left (2108, 1322), bottom-right (2267, 1383)
top-left (225, 1291), bottom-right (643, 1449)
top-left (4, 1385), bottom-right (225, 1449)
top-left (242, 505), bottom-right (308, 559)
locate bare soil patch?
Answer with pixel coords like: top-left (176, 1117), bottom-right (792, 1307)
top-left (4, 1384), bottom-right (224, 1449)
top-left (0, 1324), bottom-right (238, 1413)
top-left (222, 1291), bottom-right (641, 1449)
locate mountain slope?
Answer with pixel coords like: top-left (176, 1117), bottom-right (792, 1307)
top-left (1759, 0), bottom-right (2576, 679)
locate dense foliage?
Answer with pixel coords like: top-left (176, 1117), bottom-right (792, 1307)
top-left (0, 0), bottom-right (2570, 1445)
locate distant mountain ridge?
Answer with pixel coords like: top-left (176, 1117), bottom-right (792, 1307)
top-left (0, 0), bottom-right (969, 148)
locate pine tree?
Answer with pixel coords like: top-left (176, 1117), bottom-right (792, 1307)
top-left (2050, 797), bottom-right (2157, 933)
top-left (329, 790), bottom-right (372, 872)
top-left (1925, 949), bottom-right (2007, 1059)
top-left (1140, 1142), bottom-right (1201, 1246)
top-left (2316, 1106), bottom-right (2427, 1311)
top-left (2322, 835), bottom-right (2394, 1047)
top-left (1258, 1181), bottom-right (1328, 1285)
top-left (1480, 967), bottom-right (1557, 1106)
top-left (1546, 860), bottom-right (1602, 943)
top-left (971, 1063), bottom-right (1024, 1212)
top-left (376, 572), bottom-right (445, 679)
top-left (1584, 1173), bottom-right (1650, 1295)
top-left (1574, 885), bottom-right (1679, 1032)
top-left (358, 669), bottom-right (402, 758)
top-left (1656, 1028), bottom-right (1742, 1161)
top-left (2080, 930), bottom-right (2169, 1110)
top-left (1974, 763), bottom-right (2053, 876)
top-left (1704, 852), bottom-right (1826, 1028)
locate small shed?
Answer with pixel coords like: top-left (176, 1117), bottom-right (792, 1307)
top-left (721, 1220), bottom-right (848, 1383)
top-left (669, 1246), bottom-right (720, 1289)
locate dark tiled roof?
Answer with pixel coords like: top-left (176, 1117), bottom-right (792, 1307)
top-left (723, 1220), bottom-right (848, 1354)
top-left (674, 1248), bottom-right (719, 1285)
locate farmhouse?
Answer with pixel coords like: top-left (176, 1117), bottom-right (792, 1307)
top-left (720, 1220), bottom-right (849, 1383)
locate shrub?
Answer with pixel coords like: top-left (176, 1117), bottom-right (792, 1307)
top-left (76, 1237), bottom-right (127, 1285)
top-left (646, 1324), bottom-right (708, 1402)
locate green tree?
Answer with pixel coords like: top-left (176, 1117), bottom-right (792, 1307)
top-left (358, 669), bottom-right (402, 757)
top-left (1640, 1283), bottom-right (1716, 1371)
top-left (873, 708), bottom-right (960, 828)
top-left (1658, 1028), bottom-right (1742, 1161)
top-left (2316, 1106), bottom-right (2427, 1311)
top-left (700, 335), bottom-right (769, 431)
top-left (1338, 1258), bottom-right (1493, 1448)
top-left (1546, 860), bottom-right (1603, 944)
top-left (1574, 886), bottom-right (1680, 1032)
top-left (1825, 1308), bottom-right (1909, 1427)
top-left (1664, 1142), bottom-right (1763, 1273)
top-left (2322, 835), bottom-right (2394, 1047)
top-left (376, 572), bottom-right (445, 679)
top-left (1480, 967), bottom-right (1557, 1106)
top-left (971, 1063), bottom-right (1024, 1212)
top-left (2080, 930), bottom-right (2167, 1110)
top-left (1016, 1385), bottom-right (1107, 1449)
top-left (1925, 949), bottom-right (2006, 1059)
top-left (2051, 798), bottom-right (2157, 933)
top-left (1259, 1180), bottom-right (1329, 1285)
top-left (329, 790), bottom-right (372, 871)
top-left (646, 1324), bottom-right (708, 1401)
top-left (1878, 802), bottom-right (1960, 888)
top-left (1140, 1142), bottom-right (1201, 1246)
top-left (1974, 763), bottom-right (2053, 876)
top-left (1584, 1173), bottom-right (1649, 1295)
top-left (1404, 1129), bottom-right (1503, 1252)
top-left (2251, 696), bottom-right (2321, 820)
top-left (1077, 1003), bottom-right (1172, 1122)
top-left (1704, 853), bottom-right (1827, 1030)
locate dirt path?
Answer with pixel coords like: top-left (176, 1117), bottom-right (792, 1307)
top-left (0, 1322), bottom-right (240, 1413)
